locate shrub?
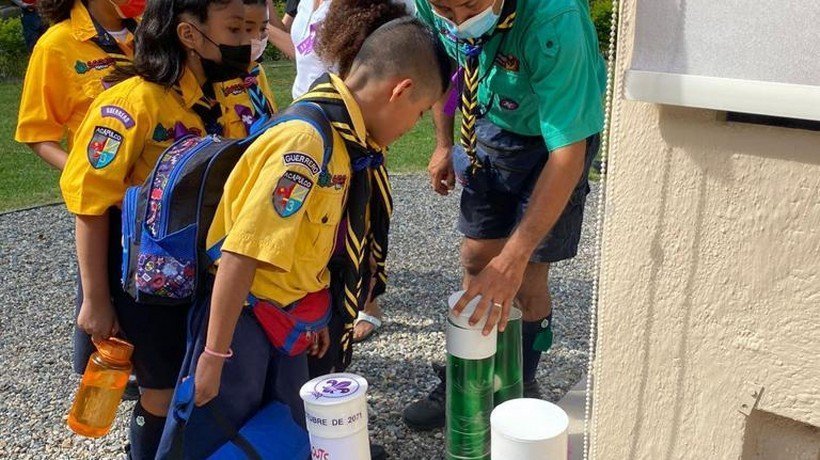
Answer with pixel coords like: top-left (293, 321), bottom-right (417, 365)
top-left (0, 17), bottom-right (27, 79)
top-left (590, 0), bottom-right (614, 53)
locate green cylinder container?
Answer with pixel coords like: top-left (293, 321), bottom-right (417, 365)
top-left (445, 291), bottom-right (497, 460)
top-left (493, 307), bottom-right (523, 407)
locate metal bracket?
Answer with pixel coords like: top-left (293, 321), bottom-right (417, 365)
top-left (738, 383), bottom-right (764, 416)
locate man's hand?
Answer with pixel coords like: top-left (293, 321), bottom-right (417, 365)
top-left (194, 353), bottom-right (225, 407)
top-left (309, 327), bottom-right (331, 358)
top-left (428, 145), bottom-right (455, 195)
top-left (77, 298), bottom-right (119, 343)
top-left (452, 252), bottom-right (528, 335)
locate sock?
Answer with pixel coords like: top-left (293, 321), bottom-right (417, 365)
top-left (128, 401), bottom-right (166, 460)
top-left (522, 314), bottom-right (552, 384)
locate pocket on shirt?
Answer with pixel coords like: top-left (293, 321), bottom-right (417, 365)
top-left (304, 188), bottom-right (345, 259)
top-left (486, 68), bottom-right (532, 113)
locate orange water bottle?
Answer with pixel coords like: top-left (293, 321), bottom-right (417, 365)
top-left (67, 338), bottom-right (134, 438)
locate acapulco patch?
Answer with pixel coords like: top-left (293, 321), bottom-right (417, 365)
top-left (87, 126), bottom-right (123, 169)
top-left (101, 105), bottom-right (135, 129)
top-left (273, 171), bottom-right (314, 217)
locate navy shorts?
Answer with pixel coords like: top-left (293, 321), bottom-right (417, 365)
top-left (71, 209), bottom-right (188, 389)
top-left (157, 282), bottom-right (309, 459)
top-left (456, 119), bottom-right (600, 263)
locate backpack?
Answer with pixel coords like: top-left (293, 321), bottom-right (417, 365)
top-left (120, 102), bottom-right (333, 306)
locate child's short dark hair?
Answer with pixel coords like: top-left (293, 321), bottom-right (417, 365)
top-left (350, 17), bottom-right (452, 99)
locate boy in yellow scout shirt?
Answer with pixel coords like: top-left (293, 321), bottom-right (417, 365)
top-left (59, 0), bottom-right (253, 457)
top-left (156, 17), bottom-right (452, 459)
top-left (15, 0), bottom-right (140, 170)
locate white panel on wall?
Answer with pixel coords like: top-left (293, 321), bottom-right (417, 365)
top-left (625, 0), bottom-right (820, 120)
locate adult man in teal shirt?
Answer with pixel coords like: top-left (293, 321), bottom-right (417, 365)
top-left (403, 0), bottom-right (606, 429)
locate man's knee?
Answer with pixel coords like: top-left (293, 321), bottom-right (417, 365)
top-left (516, 263), bottom-right (552, 320)
top-left (460, 238), bottom-right (505, 277)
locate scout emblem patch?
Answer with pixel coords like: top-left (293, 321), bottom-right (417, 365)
top-left (495, 54), bottom-right (520, 72)
top-left (87, 126), bottom-right (123, 169)
top-left (273, 171), bottom-right (313, 217)
top-left (235, 105), bottom-right (254, 132)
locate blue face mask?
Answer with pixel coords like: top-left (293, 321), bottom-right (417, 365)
top-left (433, 0), bottom-right (501, 40)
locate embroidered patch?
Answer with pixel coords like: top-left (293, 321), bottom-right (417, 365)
top-left (101, 105), bottom-right (135, 129)
top-left (235, 105), bottom-right (254, 132)
top-left (273, 171), bottom-right (313, 217)
top-left (495, 54), bottom-right (520, 72)
top-left (284, 152), bottom-right (320, 176)
top-left (222, 82), bottom-right (245, 97)
top-left (243, 74), bottom-right (259, 88)
top-left (499, 98), bottom-right (519, 111)
top-left (87, 126), bottom-right (123, 169)
top-left (152, 123), bottom-right (201, 142)
top-left (318, 171), bottom-right (347, 189)
top-left (74, 58), bottom-right (115, 74)
top-left (152, 124), bottom-right (171, 142)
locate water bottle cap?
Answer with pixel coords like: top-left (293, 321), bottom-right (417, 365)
top-left (95, 337), bottom-right (134, 364)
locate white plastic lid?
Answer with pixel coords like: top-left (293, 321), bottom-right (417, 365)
top-left (491, 399), bottom-right (569, 442)
top-left (448, 290), bottom-right (494, 331)
top-left (299, 373), bottom-right (368, 406)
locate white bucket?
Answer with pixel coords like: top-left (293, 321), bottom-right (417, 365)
top-left (490, 399), bottom-right (569, 460)
top-left (446, 290), bottom-right (498, 360)
top-left (300, 373), bottom-right (371, 460)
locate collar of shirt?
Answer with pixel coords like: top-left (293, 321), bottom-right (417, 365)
top-left (69, 0), bottom-right (102, 42)
top-left (70, 0), bottom-right (135, 49)
top-left (174, 67), bottom-right (208, 109)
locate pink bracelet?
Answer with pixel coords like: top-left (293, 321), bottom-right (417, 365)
top-left (203, 347), bottom-right (234, 359)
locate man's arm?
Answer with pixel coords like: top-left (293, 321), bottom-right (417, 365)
top-left (428, 90), bottom-right (456, 195)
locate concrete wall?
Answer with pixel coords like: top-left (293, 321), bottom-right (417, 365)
top-left (593, 1), bottom-right (820, 458)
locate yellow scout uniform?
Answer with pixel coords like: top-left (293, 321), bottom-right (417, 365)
top-left (214, 63), bottom-right (278, 135)
top-left (205, 77), bottom-right (366, 307)
top-left (61, 69), bottom-right (227, 215)
top-left (15, 0), bottom-right (134, 148)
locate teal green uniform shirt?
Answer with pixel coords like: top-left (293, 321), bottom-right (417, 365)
top-left (416, 0), bottom-right (606, 150)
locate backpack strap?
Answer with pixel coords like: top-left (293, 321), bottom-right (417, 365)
top-left (206, 102), bottom-right (334, 262)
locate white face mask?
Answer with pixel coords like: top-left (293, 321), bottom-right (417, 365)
top-left (251, 36), bottom-right (268, 61)
top-left (433, 0), bottom-right (502, 40)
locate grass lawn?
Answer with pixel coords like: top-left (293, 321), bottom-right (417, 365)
top-left (0, 79), bottom-right (62, 211)
top-left (0, 62), bottom-right (437, 212)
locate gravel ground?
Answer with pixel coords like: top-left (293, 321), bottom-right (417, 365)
top-left (0, 174), bottom-right (598, 459)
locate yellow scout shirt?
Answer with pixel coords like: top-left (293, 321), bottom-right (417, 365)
top-left (214, 63), bottom-right (278, 136)
top-left (15, 0), bottom-right (134, 147)
top-left (206, 80), bottom-right (369, 307)
top-left (61, 69), bottom-right (214, 215)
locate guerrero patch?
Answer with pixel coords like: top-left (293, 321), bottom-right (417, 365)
top-left (273, 171), bottom-right (314, 217)
top-left (283, 152), bottom-right (320, 175)
top-left (101, 105), bottom-right (135, 129)
top-left (87, 126), bottom-right (123, 169)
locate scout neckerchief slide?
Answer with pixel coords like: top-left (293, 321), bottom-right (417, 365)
top-left (297, 74), bottom-right (394, 369)
top-left (458, 0), bottom-right (517, 175)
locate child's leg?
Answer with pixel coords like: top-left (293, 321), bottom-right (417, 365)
top-left (269, 349), bottom-right (310, 428)
top-left (112, 287), bottom-right (189, 460)
top-left (158, 306), bottom-right (274, 459)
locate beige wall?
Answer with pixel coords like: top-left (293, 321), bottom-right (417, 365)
top-left (593, 1), bottom-right (820, 458)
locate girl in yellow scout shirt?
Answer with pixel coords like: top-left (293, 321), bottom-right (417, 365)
top-left (59, 0), bottom-right (251, 457)
top-left (14, 0), bottom-right (143, 170)
top-left (156, 18), bottom-right (452, 459)
top-left (214, 0), bottom-right (278, 136)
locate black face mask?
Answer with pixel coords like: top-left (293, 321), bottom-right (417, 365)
top-left (190, 24), bottom-right (251, 82)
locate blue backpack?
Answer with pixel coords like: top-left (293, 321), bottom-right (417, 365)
top-left (121, 103), bottom-right (333, 305)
